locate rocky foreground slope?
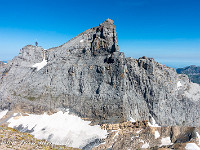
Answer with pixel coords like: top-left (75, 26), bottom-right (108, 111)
top-left (95, 121), bottom-right (200, 150)
top-left (0, 19), bottom-right (200, 126)
top-left (0, 125), bottom-right (79, 150)
top-left (1, 109), bottom-right (200, 150)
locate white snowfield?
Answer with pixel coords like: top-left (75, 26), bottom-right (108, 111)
top-left (160, 137), bottom-right (173, 146)
top-left (32, 58), bottom-right (47, 71)
top-left (185, 143), bottom-right (200, 150)
top-left (7, 111), bottom-right (107, 148)
top-left (0, 110), bottom-right (8, 119)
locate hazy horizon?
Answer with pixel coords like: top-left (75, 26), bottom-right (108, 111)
top-left (0, 37), bottom-right (199, 69)
top-left (0, 0), bottom-right (199, 68)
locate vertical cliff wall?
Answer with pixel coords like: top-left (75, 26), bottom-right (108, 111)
top-left (0, 19), bottom-right (200, 126)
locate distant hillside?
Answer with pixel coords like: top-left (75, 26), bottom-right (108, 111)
top-left (177, 65), bottom-right (200, 84)
top-left (0, 61), bottom-right (5, 67)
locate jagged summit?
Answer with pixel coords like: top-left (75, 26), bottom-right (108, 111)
top-left (52, 19), bottom-right (119, 56)
top-left (0, 20), bottom-right (200, 126)
top-left (100, 19), bottom-right (115, 26)
top-left (19, 19), bottom-right (119, 57)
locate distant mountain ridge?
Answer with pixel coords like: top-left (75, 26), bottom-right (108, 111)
top-left (0, 61), bottom-right (5, 67)
top-left (177, 65), bottom-right (200, 84)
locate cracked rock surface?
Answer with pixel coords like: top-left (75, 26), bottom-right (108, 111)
top-left (0, 19), bottom-right (200, 126)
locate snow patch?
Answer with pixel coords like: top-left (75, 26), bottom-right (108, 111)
top-left (177, 81), bottom-right (182, 90)
top-left (185, 143), bottom-right (200, 150)
top-left (129, 117), bottom-right (136, 122)
top-left (0, 110), bottom-right (8, 119)
top-left (160, 137), bottom-right (173, 146)
top-left (136, 129), bottom-right (142, 134)
top-left (141, 142), bottom-right (149, 148)
top-left (148, 117), bottom-right (160, 127)
top-left (32, 59), bottom-right (47, 71)
top-left (80, 39), bottom-right (84, 43)
top-left (7, 111), bottom-right (107, 148)
top-left (13, 113), bottom-right (18, 117)
top-left (196, 132), bottom-right (200, 145)
top-left (155, 130), bottom-right (160, 139)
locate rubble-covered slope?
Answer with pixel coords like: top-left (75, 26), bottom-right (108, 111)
top-left (0, 126), bottom-right (79, 150)
top-left (0, 19), bottom-right (200, 126)
top-left (95, 121), bottom-right (200, 150)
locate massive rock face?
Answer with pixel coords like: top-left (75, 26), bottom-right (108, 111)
top-left (0, 19), bottom-right (200, 126)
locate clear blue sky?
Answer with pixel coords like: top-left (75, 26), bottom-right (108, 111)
top-left (0, 0), bottom-right (200, 68)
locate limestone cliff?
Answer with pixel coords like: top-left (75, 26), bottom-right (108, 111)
top-left (0, 19), bottom-right (200, 126)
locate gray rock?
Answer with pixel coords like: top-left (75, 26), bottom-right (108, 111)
top-left (0, 19), bottom-right (200, 126)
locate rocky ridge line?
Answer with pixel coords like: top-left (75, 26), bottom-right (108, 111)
top-left (0, 19), bottom-right (200, 126)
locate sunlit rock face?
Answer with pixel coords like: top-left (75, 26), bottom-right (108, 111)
top-left (0, 19), bottom-right (200, 126)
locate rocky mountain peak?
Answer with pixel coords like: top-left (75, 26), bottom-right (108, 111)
top-left (98, 19), bottom-right (119, 53)
top-left (100, 18), bottom-right (115, 26)
top-left (57, 19), bottom-right (119, 57)
top-left (86, 19), bottom-right (119, 55)
top-left (0, 19), bottom-right (200, 127)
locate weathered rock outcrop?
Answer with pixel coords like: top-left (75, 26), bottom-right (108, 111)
top-left (0, 19), bottom-right (200, 126)
top-left (93, 124), bottom-right (200, 150)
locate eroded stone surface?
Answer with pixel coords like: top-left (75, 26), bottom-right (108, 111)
top-left (93, 123), bottom-right (200, 150)
top-left (0, 19), bottom-right (200, 126)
